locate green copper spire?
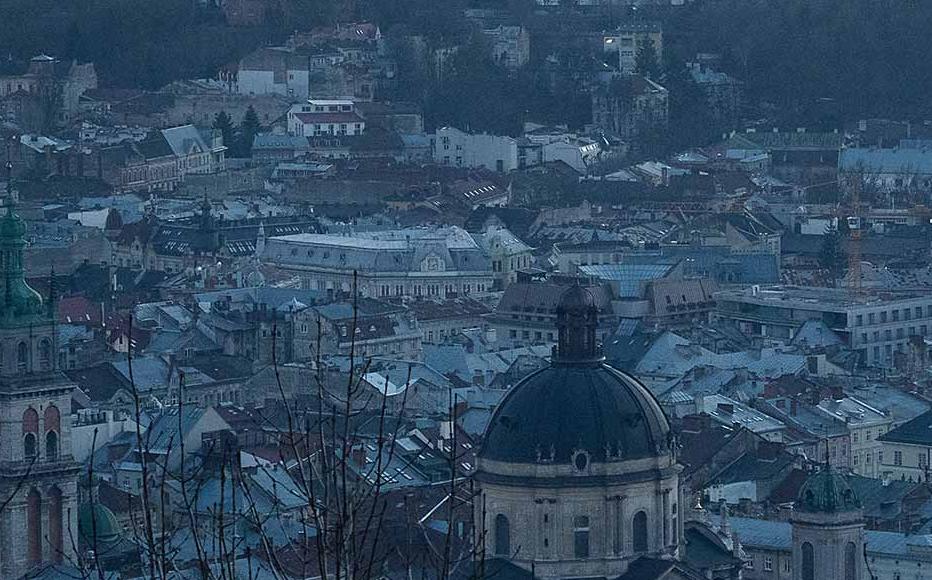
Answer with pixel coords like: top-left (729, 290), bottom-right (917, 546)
top-left (0, 164), bottom-right (44, 326)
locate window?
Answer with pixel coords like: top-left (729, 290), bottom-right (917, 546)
top-left (856, 314), bottom-right (863, 326)
top-left (633, 511), bottom-right (648, 552)
top-left (783, 558), bottom-right (791, 573)
top-left (802, 542), bottom-right (814, 580)
top-left (45, 431), bottom-right (58, 460)
top-left (845, 542), bottom-right (856, 580)
top-left (764, 556), bottom-right (773, 571)
top-left (17, 341), bottom-right (28, 372)
top-left (573, 516), bottom-right (590, 558)
top-left (494, 514), bottom-right (510, 556)
top-left (895, 451), bottom-right (903, 466)
top-left (39, 339), bottom-right (51, 370)
top-left (24, 432), bottom-right (37, 459)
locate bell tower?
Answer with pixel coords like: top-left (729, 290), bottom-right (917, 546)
top-left (791, 465), bottom-right (865, 580)
top-left (0, 167), bottom-right (80, 578)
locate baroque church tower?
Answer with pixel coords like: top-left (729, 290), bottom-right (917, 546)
top-left (0, 168), bottom-right (80, 578)
top-left (792, 465), bottom-right (866, 580)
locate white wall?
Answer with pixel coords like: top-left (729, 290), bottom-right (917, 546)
top-left (433, 128), bottom-right (518, 172)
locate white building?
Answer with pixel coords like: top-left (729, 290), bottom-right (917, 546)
top-left (878, 409), bottom-right (932, 482)
top-left (431, 127), bottom-right (518, 172)
top-left (236, 47), bottom-right (310, 100)
top-left (287, 99), bottom-right (366, 137)
top-left (161, 124), bottom-right (226, 174)
top-left (263, 226), bottom-right (494, 300)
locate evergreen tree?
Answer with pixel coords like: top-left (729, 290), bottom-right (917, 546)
top-left (635, 37), bottom-right (660, 79)
top-left (819, 224), bottom-right (844, 286)
top-left (235, 106), bottom-right (261, 158)
top-left (212, 110), bottom-right (234, 149)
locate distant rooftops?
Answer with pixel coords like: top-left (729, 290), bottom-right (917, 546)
top-left (715, 284), bottom-right (932, 310)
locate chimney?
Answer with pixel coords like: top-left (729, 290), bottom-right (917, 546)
top-left (790, 399), bottom-right (798, 416)
top-left (351, 444), bottom-right (366, 467)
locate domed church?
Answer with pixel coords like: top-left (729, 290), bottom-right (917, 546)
top-left (475, 285), bottom-right (694, 579)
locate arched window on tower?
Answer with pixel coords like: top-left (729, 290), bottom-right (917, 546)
top-left (17, 341), bottom-right (29, 372)
top-left (48, 486), bottom-right (63, 562)
top-left (39, 338), bottom-right (51, 371)
top-left (845, 542), bottom-right (857, 580)
top-left (45, 405), bottom-right (60, 460)
top-left (494, 514), bottom-right (510, 556)
top-left (23, 408), bottom-right (38, 460)
top-left (802, 542), bottom-right (815, 580)
top-left (27, 488), bottom-right (42, 564)
top-left (633, 510), bottom-right (648, 552)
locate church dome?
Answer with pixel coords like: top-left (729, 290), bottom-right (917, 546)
top-left (479, 364), bottom-right (671, 465)
top-left (479, 285), bottom-right (671, 466)
top-left (78, 503), bottom-right (122, 547)
top-left (796, 466), bottom-right (861, 513)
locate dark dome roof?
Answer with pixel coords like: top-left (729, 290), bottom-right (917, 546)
top-left (559, 284), bottom-right (596, 311)
top-left (479, 363), bottom-right (672, 464)
top-left (796, 467), bottom-right (861, 513)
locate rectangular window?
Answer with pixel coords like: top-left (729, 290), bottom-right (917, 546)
top-left (895, 451), bottom-right (903, 466)
top-left (856, 314), bottom-right (863, 326)
top-left (764, 556), bottom-right (773, 571)
top-left (869, 313), bottom-right (876, 324)
top-left (573, 516), bottom-right (590, 559)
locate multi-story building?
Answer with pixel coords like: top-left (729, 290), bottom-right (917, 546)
top-left (236, 47), bottom-right (310, 100)
top-left (471, 224), bottom-right (533, 290)
top-left (287, 98), bottom-right (366, 137)
top-left (602, 22), bottom-right (663, 74)
top-left (262, 226), bottom-right (495, 301)
top-left (591, 76), bottom-right (669, 142)
top-left (431, 127), bottom-right (518, 172)
top-left (687, 62), bottom-right (743, 127)
top-left (0, 191), bottom-right (80, 578)
top-left (487, 273), bottom-right (617, 347)
top-left (715, 285), bottom-right (932, 368)
top-left (482, 25), bottom-right (530, 69)
top-left (878, 409), bottom-right (932, 482)
top-left (292, 299), bottom-right (421, 361)
top-left (0, 54), bottom-right (97, 130)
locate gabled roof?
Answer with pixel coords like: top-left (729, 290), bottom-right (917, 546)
top-left (880, 409), bottom-right (932, 446)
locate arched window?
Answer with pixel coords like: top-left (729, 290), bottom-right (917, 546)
top-left (802, 542), bottom-right (814, 580)
top-left (45, 405), bottom-right (60, 433)
top-left (24, 432), bottom-right (37, 459)
top-left (573, 516), bottom-right (590, 559)
top-left (494, 514), bottom-right (510, 556)
top-left (633, 510), bottom-right (648, 552)
top-left (845, 542), bottom-right (857, 580)
top-left (48, 486), bottom-right (63, 562)
top-left (17, 341), bottom-right (28, 372)
top-left (38, 339), bottom-right (51, 371)
top-left (23, 408), bottom-right (38, 459)
top-left (46, 431), bottom-right (59, 460)
top-left (27, 488), bottom-right (42, 564)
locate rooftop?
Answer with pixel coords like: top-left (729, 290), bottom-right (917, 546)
top-left (715, 285), bottom-right (932, 310)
